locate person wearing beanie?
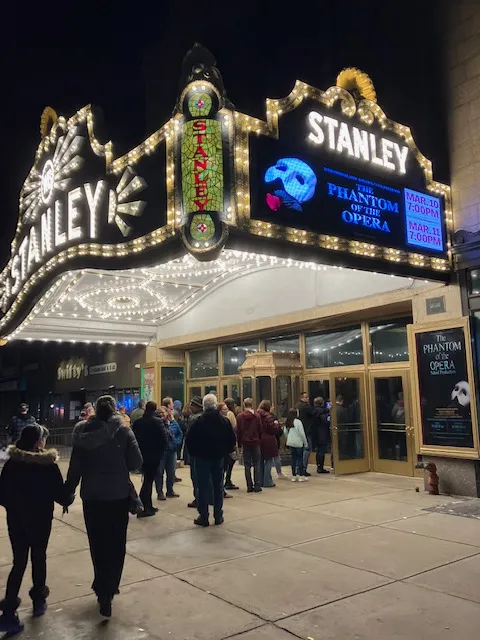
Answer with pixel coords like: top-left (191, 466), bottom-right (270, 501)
top-left (0, 424), bottom-right (72, 635)
top-left (65, 395), bottom-right (143, 619)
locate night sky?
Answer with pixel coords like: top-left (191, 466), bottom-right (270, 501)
top-left (0, 0), bottom-right (446, 267)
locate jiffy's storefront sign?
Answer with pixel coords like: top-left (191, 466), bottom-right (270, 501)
top-left (57, 359), bottom-right (117, 380)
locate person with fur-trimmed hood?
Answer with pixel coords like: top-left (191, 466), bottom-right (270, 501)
top-left (0, 424), bottom-right (72, 636)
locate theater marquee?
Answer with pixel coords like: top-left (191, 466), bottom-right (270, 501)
top-left (0, 46), bottom-right (452, 341)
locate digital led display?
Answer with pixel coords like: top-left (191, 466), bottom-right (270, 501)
top-left (404, 188), bottom-right (443, 252)
top-left (251, 100), bottom-right (447, 258)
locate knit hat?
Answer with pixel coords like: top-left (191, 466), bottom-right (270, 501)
top-left (173, 400), bottom-right (183, 412)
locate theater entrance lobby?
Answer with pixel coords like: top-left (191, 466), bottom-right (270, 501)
top-left (2, 462), bottom-right (479, 639)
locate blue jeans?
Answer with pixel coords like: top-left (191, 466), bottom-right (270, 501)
top-left (261, 458), bottom-right (275, 487)
top-left (195, 457), bottom-right (224, 521)
top-left (274, 455), bottom-right (283, 476)
top-left (290, 447), bottom-right (304, 477)
top-left (302, 435), bottom-right (313, 474)
top-left (155, 449), bottom-right (176, 495)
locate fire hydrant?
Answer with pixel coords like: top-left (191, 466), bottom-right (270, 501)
top-left (425, 462), bottom-right (439, 495)
top-left (415, 461), bottom-right (440, 495)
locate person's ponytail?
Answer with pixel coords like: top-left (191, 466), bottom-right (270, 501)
top-left (285, 408), bottom-right (298, 430)
top-left (95, 395), bottom-right (116, 422)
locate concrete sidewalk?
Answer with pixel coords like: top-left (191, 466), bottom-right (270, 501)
top-left (0, 463), bottom-right (479, 639)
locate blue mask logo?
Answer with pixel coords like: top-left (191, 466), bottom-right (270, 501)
top-left (265, 158), bottom-right (317, 212)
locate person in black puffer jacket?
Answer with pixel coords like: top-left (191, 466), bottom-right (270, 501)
top-left (185, 394), bottom-right (236, 527)
top-left (65, 395), bottom-right (143, 619)
top-left (133, 401), bottom-right (168, 516)
top-left (0, 424), bottom-right (72, 635)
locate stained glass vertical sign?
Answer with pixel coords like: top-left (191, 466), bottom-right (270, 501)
top-left (181, 92), bottom-right (224, 215)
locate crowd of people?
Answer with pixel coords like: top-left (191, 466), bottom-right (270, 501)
top-left (0, 391), bottom-right (333, 634)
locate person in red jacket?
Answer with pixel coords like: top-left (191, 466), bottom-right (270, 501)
top-left (236, 398), bottom-right (262, 493)
top-left (257, 400), bottom-right (279, 488)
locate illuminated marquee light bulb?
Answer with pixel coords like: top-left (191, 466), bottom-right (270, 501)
top-left (20, 129), bottom-right (86, 224)
top-left (109, 167), bottom-right (147, 237)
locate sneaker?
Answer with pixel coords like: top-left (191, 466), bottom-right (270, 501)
top-left (225, 483), bottom-right (239, 490)
top-left (175, 477), bottom-right (182, 483)
top-left (298, 476), bottom-right (308, 482)
top-left (194, 516), bottom-right (209, 527)
top-left (33, 600), bottom-right (48, 617)
top-left (253, 486), bottom-right (263, 492)
top-left (291, 476), bottom-right (298, 482)
top-left (98, 595), bottom-right (112, 618)
top-left (166, 492), bottom-right (180, 498)
top-left (188, 499), bottom-right (197, 508)
top-left (277, 473), bottom-right (288, 479)
top-left (157, 492), bottom-right (166, 501)
top-left (137, 509), bottom-right (156, 518)
top-left (317, 468), bottom-right (330, 474)
top-left (0, 613), bottom-right (24, 635)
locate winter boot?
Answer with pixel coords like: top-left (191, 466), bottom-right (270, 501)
top-left (0, 599), bottom-right (24, 635)
top-left (30, 585), bottom-right (50, 618)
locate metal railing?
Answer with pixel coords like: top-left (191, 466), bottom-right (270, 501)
top-left (45, 427), bottom-right (73, 460)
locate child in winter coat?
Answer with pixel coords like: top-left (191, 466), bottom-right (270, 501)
top-left (284, 408), bottom-right (309, 482)
top-left (0, 424), bottom-right (72, 635)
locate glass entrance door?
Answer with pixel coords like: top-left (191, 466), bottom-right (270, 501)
top-left (331, 374), bottom-right (369, 474)
top-left (370, 371), bottom-right (415, 476)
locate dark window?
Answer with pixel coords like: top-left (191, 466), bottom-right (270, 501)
top-left (469, 269), bottom-right (480, 295)
top-left (265, 335), bottom-right (300, 353)
top-left (306, 326), bottom-right (363, 368)
top-left (189, 348), bottom-right (218, 378)
top-left (222, 341), bottom-right (259, 375)
top-left (161, 367), bottom-right (184, 404)
top-left (370, 318), bottom-right (411, 364)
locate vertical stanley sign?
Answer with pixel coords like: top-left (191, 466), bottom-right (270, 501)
top-left (177, 45), bottom-right (231, 259)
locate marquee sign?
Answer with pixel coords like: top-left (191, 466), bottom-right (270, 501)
top-left (248, 70), bottom-right (450, 264)
top-left (0, 47), bottom-right (452, 341)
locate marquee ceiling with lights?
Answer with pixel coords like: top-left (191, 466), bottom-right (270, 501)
top-left (0, 46), bottom-right (452, 344)
top-left (7, 251), bottom-right (297, 343)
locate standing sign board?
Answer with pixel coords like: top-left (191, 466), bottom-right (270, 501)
top-left (141, 365), bottom-right (157, 404)
top-left (409, 319), bottom-right (479, 458)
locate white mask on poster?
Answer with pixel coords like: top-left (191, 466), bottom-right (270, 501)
top-left (451, 381), bottom-right (470, 407)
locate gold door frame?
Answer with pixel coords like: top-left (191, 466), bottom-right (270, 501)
top-left (186, 378), bottom-right (219, 401)
top-left (331, 371), bottom-right (370, 474)
top-left (305, 369), bottom-right (370, 474)
top-left (219, 378), bottom-right (241, 401)
top-left (369, 368), bottom-right (415, 476)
